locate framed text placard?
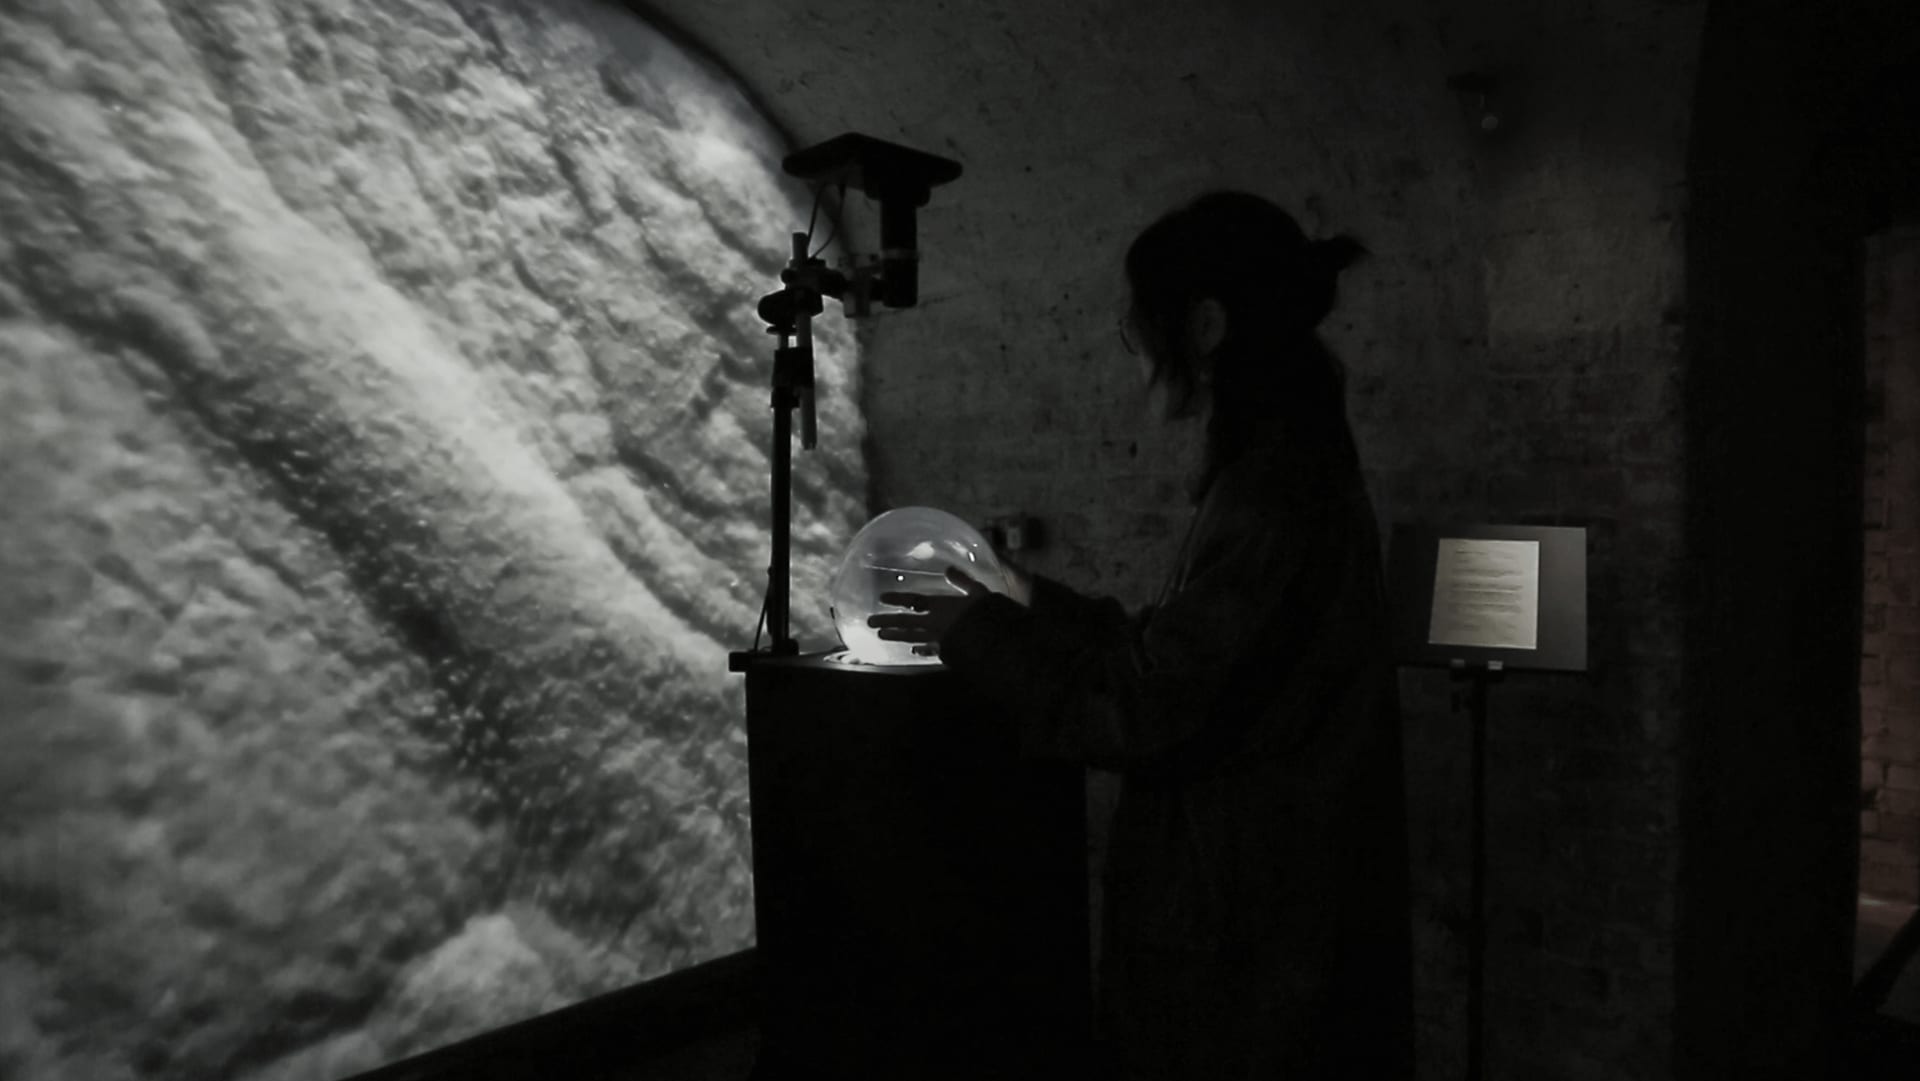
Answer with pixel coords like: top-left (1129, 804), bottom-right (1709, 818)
top-left (1387, 523), bottom-right (1589, 674)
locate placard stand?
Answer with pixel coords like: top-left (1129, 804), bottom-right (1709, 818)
top-left (1451, 656), bottom-right (1501, 1081)
top-left (1388, 523), bottom-right (1590, 1081)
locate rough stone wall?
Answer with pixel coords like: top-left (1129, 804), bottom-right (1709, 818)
top-left (1862, 222), bottom-right (1920, 905)
top-left (0, 1), bottom-right (863, 1078)
top-left (642, 1), bottom-right (1703, 1078)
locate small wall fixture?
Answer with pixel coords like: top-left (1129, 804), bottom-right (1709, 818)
top-left (1448, 71), bottom-right (1503, 134)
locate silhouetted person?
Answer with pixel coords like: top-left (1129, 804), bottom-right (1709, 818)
top-left (871, 191), bottom-right (1415, 1079)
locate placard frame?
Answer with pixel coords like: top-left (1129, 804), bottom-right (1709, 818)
top-left (1387, 522), bottom-right (1589, 675)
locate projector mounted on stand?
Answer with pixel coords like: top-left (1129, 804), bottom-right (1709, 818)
top-left (728, 133), bottom-right (962, 670)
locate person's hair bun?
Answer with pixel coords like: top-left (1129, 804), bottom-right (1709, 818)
top-left (1308, 234), bottom-right (1368, 276)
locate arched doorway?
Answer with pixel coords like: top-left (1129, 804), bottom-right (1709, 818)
top-left (1680, 4), bottom-right (1920, 1075)
top-left (1856, 202), bottom-right (1920, 1022)
top-left (1835, 54), bottom-right (1920, 1049)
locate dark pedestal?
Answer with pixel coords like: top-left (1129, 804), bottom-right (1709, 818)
top-left (742, 653), bottom-right (1091, 1080)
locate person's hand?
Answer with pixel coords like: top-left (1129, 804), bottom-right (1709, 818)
top-left (869, 566), bottom-right (994, 657)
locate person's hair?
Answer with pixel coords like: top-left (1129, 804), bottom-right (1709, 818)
top-left (1124, 190), bottom-right (1367, 501)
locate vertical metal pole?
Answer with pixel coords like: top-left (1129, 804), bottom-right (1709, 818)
top-left (1467, 671), bottom-right (1488, 1081)
top-left (769, 369), bottom-right (795, 655)
top-left (763, 232), bottom-right (810, 657)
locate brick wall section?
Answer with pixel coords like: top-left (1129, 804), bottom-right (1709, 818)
top-left (1449, 7), bottom-right (1699, 1077)
top-left (1862, 223), bottom-right (1920, 904)
top-left (638, 2), bottom-right (1705, 1078)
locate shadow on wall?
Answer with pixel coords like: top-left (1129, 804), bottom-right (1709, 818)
top-left (0, 1), bottom-right (863, 1079)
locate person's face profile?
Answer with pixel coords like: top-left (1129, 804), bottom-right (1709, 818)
top-left (1131, 310), bottom-right (1221, 425)
top-left (1118, 298), bottom-right (1172, 423)
top-left (1119, 307), bottom-right (1151, 386)
top-left (1119, 285), bottom-right (1211, 424)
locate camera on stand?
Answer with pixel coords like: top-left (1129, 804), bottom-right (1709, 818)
top-left (725, 134), bottom-right (1091, 1081)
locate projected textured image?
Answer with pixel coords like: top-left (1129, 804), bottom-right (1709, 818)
top-left (0, 1), bottom-right (865, 1077)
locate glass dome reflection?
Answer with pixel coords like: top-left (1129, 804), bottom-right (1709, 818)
top-left (828, 506), bottom-right (1010, 666)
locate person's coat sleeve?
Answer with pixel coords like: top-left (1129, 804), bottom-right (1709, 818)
top-left (938, 488), bottom-right (1307, 770)
top-left (1027, 572), bottom-right (1137, 633)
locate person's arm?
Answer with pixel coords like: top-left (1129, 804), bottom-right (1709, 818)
top-left (939, 491), bottom-right (1305, 770)
top-left (1002, 555), bottom-right (1137, 633)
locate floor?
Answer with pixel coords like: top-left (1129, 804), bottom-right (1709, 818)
top-left (621, 1027), bottom-right (759, 1081)
top-left (623, 904), bottom-right (1920, 1081)
top-left (1855, 894), bottom-right (1920, 1025)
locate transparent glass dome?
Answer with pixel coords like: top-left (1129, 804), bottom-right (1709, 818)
top-left (828, 506), bottom-right (1011, 666)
